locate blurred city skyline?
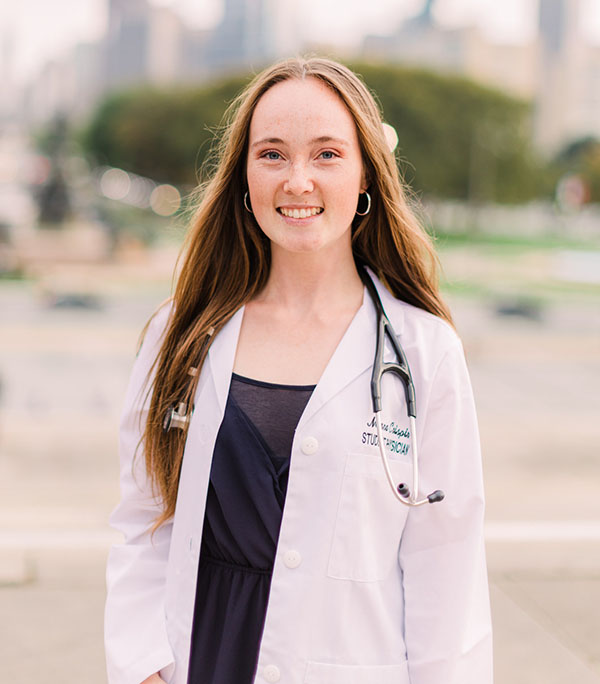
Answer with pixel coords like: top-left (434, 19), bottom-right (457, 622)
top-left (2, 0), bottom-right (599, 156)
top-left (3, 0), bottom-right (600, 86)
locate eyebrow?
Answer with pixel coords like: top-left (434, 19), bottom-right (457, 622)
top-left (250, 135), bottom-right (349, 149)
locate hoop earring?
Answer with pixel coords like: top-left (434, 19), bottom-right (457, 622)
top-left (243, 192), bottom-right (253, 213)
top-left (355, 191), bottom-right (371, 216)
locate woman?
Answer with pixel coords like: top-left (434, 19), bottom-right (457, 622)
top-left (105, 57), bottom-right (492, 684)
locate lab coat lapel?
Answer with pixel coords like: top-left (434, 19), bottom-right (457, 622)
top-left (298, 271), bottom-right (405, 428)
top-left (207, 306), bottom-right (245, 412)
top-left (298, 284), bottom-right (375, 428)
top-left (204, 272), bottom-right (404, 427)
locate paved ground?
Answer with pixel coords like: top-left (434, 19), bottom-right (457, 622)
top-left (1, 256), bottom-right (599, 683)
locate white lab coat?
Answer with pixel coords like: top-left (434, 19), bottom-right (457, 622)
top-left (105, 272), bottom-right (493, 684)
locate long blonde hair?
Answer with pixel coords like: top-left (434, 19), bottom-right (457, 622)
top-left (142, 57), bottom-right (452, 528)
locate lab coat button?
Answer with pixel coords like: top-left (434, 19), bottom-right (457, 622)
top-left (263, 664), bottom-right (281, 682)
top-left (301, 436), bottom-right (318, 455)
top-left (283, 549), bottom-right (302, 568)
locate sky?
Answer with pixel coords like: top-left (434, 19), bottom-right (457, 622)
top-left (2, 0), bottom-right (600, 84)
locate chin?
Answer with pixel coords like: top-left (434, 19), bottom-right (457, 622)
top-left (279, 237), bottom-right (329, 254)
top-left (269, 228), bottom-right (351, 257)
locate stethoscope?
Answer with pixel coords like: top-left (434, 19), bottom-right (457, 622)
top-left (359, 268), bottom-right (445, 507)
top-left (163, 269), bottom-right (444, 507)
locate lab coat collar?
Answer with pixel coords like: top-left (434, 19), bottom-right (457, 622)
top-left (297, 294), bottom-right (374, 428)
top-left (206, 269), bottom-right (404, 422)
top-left (299, 267), bottom-right (404, 427)
top-left (207, 306), bottom-right (245, 413)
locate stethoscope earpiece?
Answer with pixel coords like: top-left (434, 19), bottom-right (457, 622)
top-left (397, 483), bottom-right (410, 498)
top-left (397, 483), bottom-right (445, 505)
top-left (427, 490), bottom-right (445, 504)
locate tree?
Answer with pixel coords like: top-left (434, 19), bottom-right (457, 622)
top-left (83, 77), bottom-right (247, 186)
top-left (350, 62), bottom-right (545, 203)
top-left (82, 63), bottom-right (547, 203)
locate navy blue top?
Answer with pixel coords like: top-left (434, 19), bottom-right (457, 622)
top-left (187, 374), bottom-right (314, 684)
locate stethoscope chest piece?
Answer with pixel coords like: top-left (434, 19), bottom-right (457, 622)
top-left (163, 365), bottom-right (200, 433)
top-left (163, 402), bottom-right (191, 432)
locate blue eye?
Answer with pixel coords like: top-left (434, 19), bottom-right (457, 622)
top-left (264, 151), bottom-right (281, 160)
top-left (320, 150), bottom-right (336, 160)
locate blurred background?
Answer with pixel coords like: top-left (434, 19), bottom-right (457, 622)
top-left (0, 0), bottom-right (599, 682)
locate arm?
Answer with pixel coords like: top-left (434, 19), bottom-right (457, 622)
top-left (399, 337), bottom-right (493, 684)
top-left (105, 306), bottom-right (176, 684)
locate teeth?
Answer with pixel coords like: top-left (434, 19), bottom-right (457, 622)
top-left (279, 207), bottom-right (323, 217)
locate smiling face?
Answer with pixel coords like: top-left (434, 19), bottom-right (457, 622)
top-left (246, 77), bottom-right (367, 259)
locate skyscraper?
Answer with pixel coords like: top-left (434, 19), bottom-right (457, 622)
top-left (204, 0), bottom-right (287, 74)
top-left (535, 0), bottom-right (587, 151)
top-left (539, 0), bottom-right (570, 54)
top-left (106, 0), bottom-right (152, 88)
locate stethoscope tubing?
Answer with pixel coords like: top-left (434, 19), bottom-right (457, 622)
top-left (375, 412), bottom-right (430, 506)
top-left (163, 267), bottom-right (443, 506)
top-left (361, 267), bottom-right (444, 507)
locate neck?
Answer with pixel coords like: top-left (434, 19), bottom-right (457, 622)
top-left (258, 246), bottom-right (364, 318)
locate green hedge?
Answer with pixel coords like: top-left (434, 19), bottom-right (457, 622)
top-left (82, 62), bottom-right (549, 202)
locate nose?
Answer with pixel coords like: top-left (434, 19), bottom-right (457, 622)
top-left (283, 162), bottom-right (314, 195)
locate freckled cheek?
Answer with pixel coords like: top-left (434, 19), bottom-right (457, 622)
top-left (326, 177), bottom-right (362, 211)
top-left (328, 171), bottom-right (363, 195)
top-left (247, 170), bottom-right (278, 213)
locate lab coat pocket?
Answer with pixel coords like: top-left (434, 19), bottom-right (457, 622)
top-left (327, 453), bottom-right (410, 582)
top-left (304, 660), bottom-right (410, 684)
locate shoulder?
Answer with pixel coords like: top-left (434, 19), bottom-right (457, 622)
top-left (396, 298), bottom-right (459, 355)
top-left (378, 285), bottom-right (462, 363)
top-left (121, 299), bottom-right (175, 420)
top-left (381, 295), bottom-right (474, 415)
top-left (365, 268), bottom-right (462, 378)
top-left (377, 294), bottom-right (468, 417)
top-left (137, 298), bottom-right (174, 357)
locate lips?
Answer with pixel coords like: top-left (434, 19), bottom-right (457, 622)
top-left (277, 207), bottom-right (324, 219)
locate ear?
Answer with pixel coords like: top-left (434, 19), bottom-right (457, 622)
top-left (360, 166), bottom-right (369, 194)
